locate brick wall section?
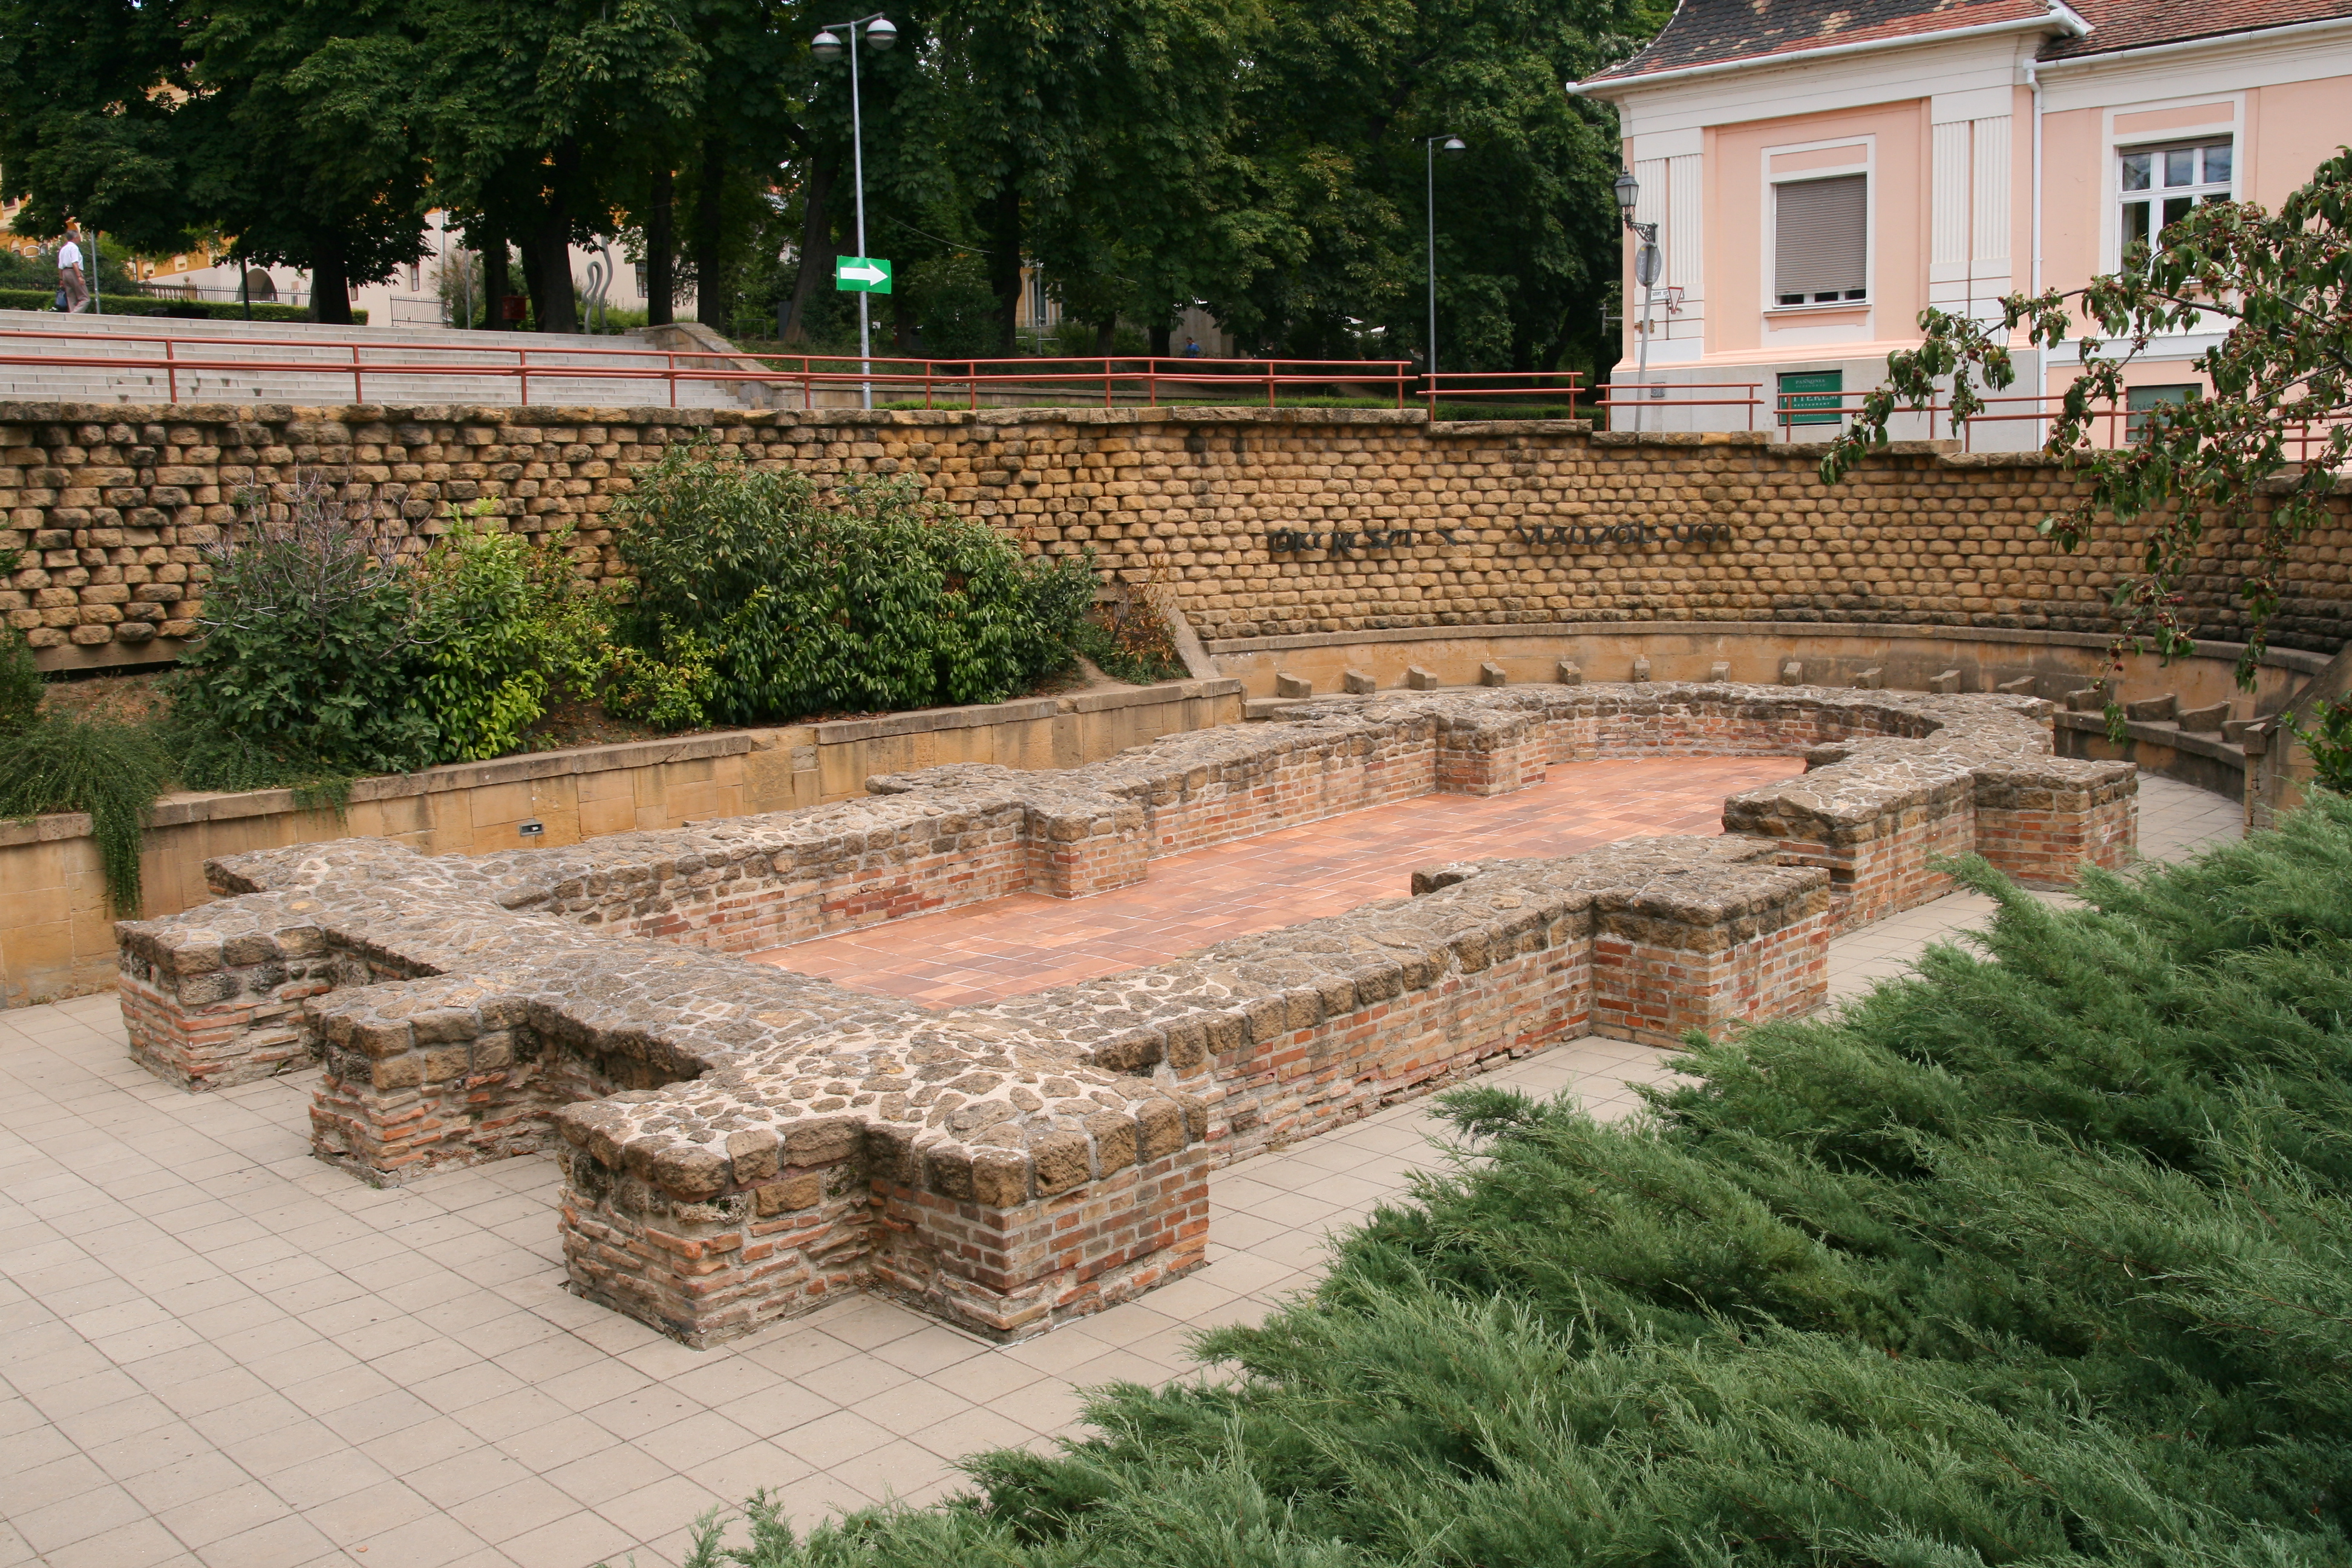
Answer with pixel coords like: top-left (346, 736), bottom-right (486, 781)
top-left (7, 403), bottom-right (2347, 669)
top-left (109, 687), bottom-right (2132, 1347)
top-left (1973, 773), bottom-right (2140, 886)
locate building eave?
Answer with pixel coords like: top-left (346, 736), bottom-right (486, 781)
top-left (2034, 7), bottom-right (2352, 65)
top-left (1571, 2), bottom-right (2089, 99)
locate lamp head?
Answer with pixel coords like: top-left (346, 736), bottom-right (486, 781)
top-left (1442, 136), bottom-right (1466, 152)
top-left (811, 27), bottom-right (845, 60)
top-left (1613, 169), bottom-right (1639, 215)
top-left (866, 16), bottom-right (897, 49)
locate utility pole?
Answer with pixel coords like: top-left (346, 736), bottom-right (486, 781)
top-left (812, 15), bottom-right (898, 408)
top-left (1423, 134), bottom-right (1465, 388)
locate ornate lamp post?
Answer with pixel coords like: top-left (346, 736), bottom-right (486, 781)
top-left (1613, 168), bottom-right (1664, 433)
top-left (811, 13), bottom-right (897, 408)
top-left (1424, 134), bottom-right (1465, 380)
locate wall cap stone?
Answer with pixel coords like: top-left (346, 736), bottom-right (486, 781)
top-left (1203, 619), bottom-right (2334, 676)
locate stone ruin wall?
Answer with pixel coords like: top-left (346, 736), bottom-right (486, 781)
top-left (5, 401), bottom-right (2348, 671)
top-left (114, 685), bottom-right (2135, 1348)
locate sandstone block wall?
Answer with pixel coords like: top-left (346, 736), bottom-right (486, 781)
top-left (111, 686), bottom-right (2132, 1348)
top-left (7, 403), bottom-right (2346, 673)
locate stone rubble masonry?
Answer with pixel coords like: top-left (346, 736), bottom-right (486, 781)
top-left (111, 685), bottom-right (2134, 1348)
top-left (5, 403), bottom-right (2347, 671)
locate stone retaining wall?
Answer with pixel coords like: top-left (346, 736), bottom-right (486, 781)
top-left (7, 403), bottom-right (2347, 675)
top-left (113, 685), bottom-right (2134, 1347)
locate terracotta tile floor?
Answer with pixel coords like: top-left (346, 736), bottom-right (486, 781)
top-left (749, 755), bottom-right (1808, 1007)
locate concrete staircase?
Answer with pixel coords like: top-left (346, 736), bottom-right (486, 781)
top-left (0, 311), bottom-right (767, 410)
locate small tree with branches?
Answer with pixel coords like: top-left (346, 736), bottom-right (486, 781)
top-left (1822, 146), bottom-right (2351, 690)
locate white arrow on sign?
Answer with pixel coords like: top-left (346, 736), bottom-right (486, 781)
top-left (838, 261), bottom-right (887, 285)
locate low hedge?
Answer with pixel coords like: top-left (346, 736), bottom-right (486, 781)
top-left (0, 289), bottom-right (362, 324)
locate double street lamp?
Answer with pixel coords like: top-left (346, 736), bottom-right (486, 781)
top-left (1424, 134), bottom-right (1465, 379)
top-left (811, 13), bottom-right (896, 408)
top-left (1612, 168), bottom-right (1664, 431)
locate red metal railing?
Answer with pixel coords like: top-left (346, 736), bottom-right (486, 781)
top-left (748, 353), bottom-right (1416, 409)
top-left (0, 325), bottom-right (1419, 410)
top-left (9, 324), bottom-right (2341, 461)
top-left (1592, 381), bottom-right (1768, 431)
top-left (1419, 370), bottom-right (1587, 417)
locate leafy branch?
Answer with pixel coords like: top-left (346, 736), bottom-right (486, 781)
top-left (1823, 146), bottom-right (2352, 688)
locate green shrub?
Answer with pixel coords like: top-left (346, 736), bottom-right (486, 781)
top-left (414, 509), bottom-right (610, 761)
top-left (636, 797), bottom-right (2352, 1566)
top-left (610, 447), bottom-right (1093, 724)
top-left (601, 635), bottom-right (716, 733)
top-left (2292, 693), bottom-right (2352, 794)
top-left (0, 622), bottom-right (42, 736)
top-left (0, 713), bottom-right (175, 915)
top-left (169, 475), bottom-right (438, 783)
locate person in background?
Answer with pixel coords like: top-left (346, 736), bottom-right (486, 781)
top-left (1182, 336), bottom-right (1202, 357)
top-left (56, 225), bottom-right (88, 312)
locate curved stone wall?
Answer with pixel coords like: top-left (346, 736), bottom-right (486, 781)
top-left (113, 685), bottom-right (2134, 1346)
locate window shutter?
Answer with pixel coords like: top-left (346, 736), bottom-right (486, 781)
top-left (1775, 175), bottom-right (1867, 300)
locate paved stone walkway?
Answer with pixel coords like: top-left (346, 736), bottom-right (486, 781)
top-left (0, 777), bottom-right (2241, 1568)
top-left (753, 756), bottom-right (1807, 1006)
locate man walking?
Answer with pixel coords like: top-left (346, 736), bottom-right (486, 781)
top-left (56, 226), bottom-right (89, 312)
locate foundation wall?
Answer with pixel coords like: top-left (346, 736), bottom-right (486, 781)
top-left (113, 687), bottom-right (2135, 1348)
top-left (2, 676), bottom-right (1243, 1008)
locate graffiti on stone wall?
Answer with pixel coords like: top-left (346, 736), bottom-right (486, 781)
top-left (1510, 522), bottom-right (1737, 548)
top-left (1262, 521), bottom-right (1737, 555)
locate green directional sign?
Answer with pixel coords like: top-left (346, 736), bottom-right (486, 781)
top-left (834, 256), bottom-right (892, 293)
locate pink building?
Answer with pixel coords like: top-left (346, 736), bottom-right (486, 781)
top-left (1573, 0), bottom-right (2352, 445)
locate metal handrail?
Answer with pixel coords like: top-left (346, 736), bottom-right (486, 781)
top-left (1421, 370), bottom-right (1587, 419)
top-left (0, 325), bottom-right (1420, 410)
top-left (1590, 382), bottom-right (1766, 433)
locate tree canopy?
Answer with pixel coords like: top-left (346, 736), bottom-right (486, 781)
top-left (0, 0), bottom-right (1661, 367)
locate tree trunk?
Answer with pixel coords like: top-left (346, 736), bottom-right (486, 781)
top-left (647, 165), bottom-right (675, 327)
top-left (892, 289), bottom-right (915, 353)
top-left (987, 181), bottom-right (1023, 356)
top-left (693, 137), bottom-right (726, 330)
top-left (309, 230), bottom-right (353, 325)
top-left (527, 210), bottom-right (578, 333)
top-left (1148, 321), bottom-right (1171, 359)
top-left (482, 232), bottom-right (510, 330)
top-left (1093, 318), bottom-right (1116, 354)
top-left (516, 230), bottom-right (544, 329)
top-left (781, 152), bottom-right (838, 345)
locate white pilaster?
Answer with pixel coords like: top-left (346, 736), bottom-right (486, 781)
top-left (1931, 120), bottom-right (1972, 273)
top-left (1665, 152), bottom-right (1705, 342)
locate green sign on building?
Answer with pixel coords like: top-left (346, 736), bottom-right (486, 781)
top-left (1779, 370), bottom-right (1843, 428)
top-left (834, 256), bottom-right (892, 293)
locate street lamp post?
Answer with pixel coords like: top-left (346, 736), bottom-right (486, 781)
top-left (1612, 168), bottom-right (1662, 433)
top-left (811, 13), bottom-right (897, 409)
top-left (1424, 134), bottom-right (1465, 385)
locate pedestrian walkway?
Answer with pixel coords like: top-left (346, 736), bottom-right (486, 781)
top-left (0, 310), bottom-right (761, 410)
top-left (0, 776), bottom-right (2243, 1568)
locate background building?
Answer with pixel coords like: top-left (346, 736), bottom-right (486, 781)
top-left (1574, 0), bottom-right (2352, 445)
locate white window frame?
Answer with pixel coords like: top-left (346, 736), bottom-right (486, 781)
top-left (2100, 97), bottom-right (2239, 273)
top-left (1762, 136), bottom-right (1875, 315)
